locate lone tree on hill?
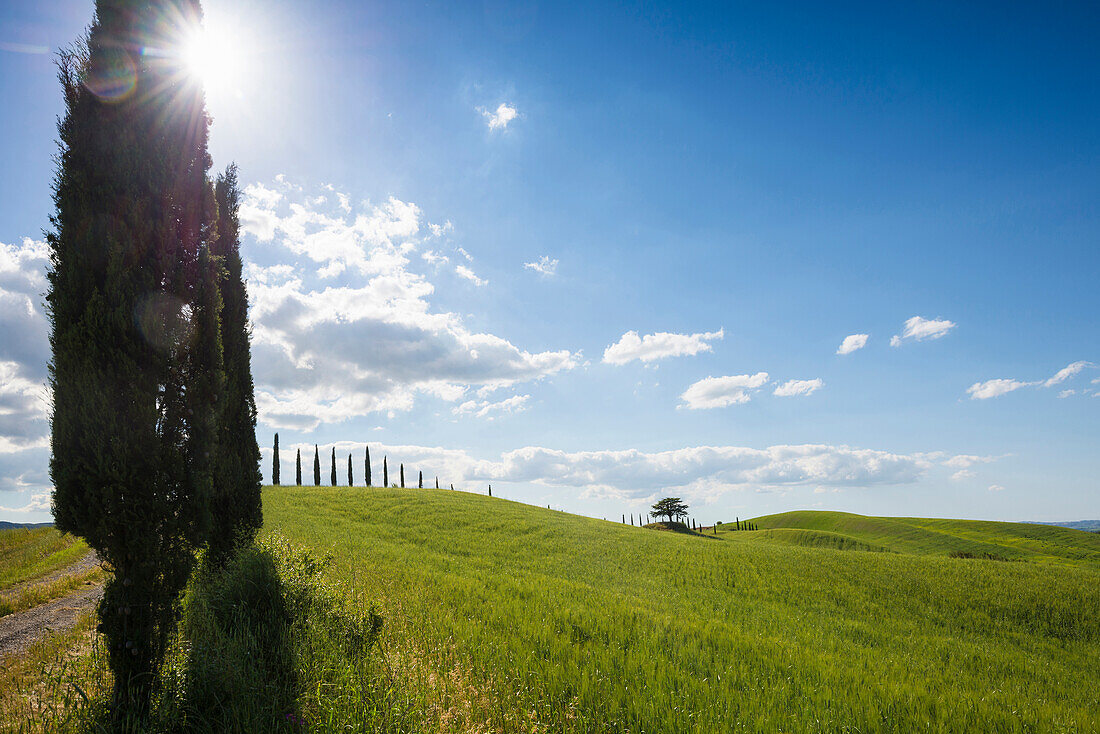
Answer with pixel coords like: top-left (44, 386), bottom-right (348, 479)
top-left (365, 445), bottom-right (371, 487)
top-left (330, 447), bottom-right (337, 486)
top-left (272, 434), bottom-right (280, 485)
top-left (651, 497), bottom-right (689, 523)
top-left (47, 0), bottom-right (226, 713)
top-left (383, 456), bottom-right (388, 487)
top-left (313, 445), bottom-right (321, 486)
top-left (296, 449), bottom-right (302, 485)
top-left (400, 463), bottom-right (405, 488)
top-left (347, 453), bottom-right (353, 486)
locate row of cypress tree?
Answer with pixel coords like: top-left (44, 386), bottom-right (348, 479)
top-left (47, 1), bottom-right (261, 719)
top-left (272, 437), bottom-right (458, 490)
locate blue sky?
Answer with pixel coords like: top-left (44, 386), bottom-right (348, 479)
top-left (1, 0), bottom-right (1097, 524)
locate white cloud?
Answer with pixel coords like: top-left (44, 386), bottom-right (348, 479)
top-left (481, 102), bottom-right (518, 130)
top-left (890, 316), bottom-right (956, 346)
top-left (1044, 361), bottom-right (1092, 387)
top-left (680, 373), bottom-right (769, 409)
top-left (421, 250), bottom-right (448, 265)
top-left (0, 490), bottom-right (50, 514)
top-left (950, 469), bottom-right (974, 481)
top-left (0, 239), bottom-right (51, 454)
top-left (455, 264), bottom-right (487, 286)
top-left (988, 484), bottom-right (1005, 492)
top-left (603, 329), bottom-right (724, 365)
top-left (524, 255), bottom-right (558, 277)
top-left (239, 179), bottom-right (577, 430)
top-left (453, 394), bottom-right (531, 419)
top-left (1058, 389), bottom-right (1076, 399)
top-left (836, 334), bottom-right (869, 355)
top-left (773, 378), bottom-right (823, 397)
top-left (966, 378), bottom-right (1032, 400)
top-left (941, 454), bottom-right (997, 470)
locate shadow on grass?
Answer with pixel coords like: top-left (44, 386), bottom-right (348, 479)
top-left (643, 521), bottom-right (719, 539)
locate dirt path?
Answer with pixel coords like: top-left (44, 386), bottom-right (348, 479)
top-left (0, 584), bottom-right (103, 661)
top-left (0, 551), bottom-right (102, 602)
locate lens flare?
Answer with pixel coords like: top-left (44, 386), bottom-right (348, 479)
top-left (85, 46), bottom-right (137, 102)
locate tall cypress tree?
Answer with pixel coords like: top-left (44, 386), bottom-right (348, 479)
top-left (400, 463), bottom-right (405, 488)
top-left (365, 445), bottom-right (371, 487)
top-left (330, 447), bottom-right (337, 486)
top-left (347, 454), bottom-right (353, 486)
top-left (435, 476), bottom-right (439, 489)
top-left (208, 164), bottom-right (262, 564)
top-left (418, 470), bottom-right (423, 489)
top-left (313, 445), bottom-right (321, 486)
top-left (272, 434), bottom-right (280, 486)
top-left (383, 456), bottom-right (388, 487)
top-left (47, 0), bottom-right (217, 713)
top-left (296, 449), bottom-right (302, 486)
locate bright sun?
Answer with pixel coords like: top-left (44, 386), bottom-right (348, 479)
top-left (183, 20), bottom-right (248, 96)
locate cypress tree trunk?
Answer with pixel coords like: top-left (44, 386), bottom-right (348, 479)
top-left (365, 446), bottom-right (371, 487)
top-left (313, 445), bottom-right (321, 486)
top-left (272, 434), bottom-right (280, 485)
top-left (383, 456), bottom-right (388, 487)
top-left (208, 165), bottom-right (262, 564)
top-left (400, 463), bottom-right (405, 488)
top-left (47, 0), bottom-right (217, 715)
top-left (330, 447), bottom-right (337, 486)
top-left (296, 449), bottom-right (302, 486)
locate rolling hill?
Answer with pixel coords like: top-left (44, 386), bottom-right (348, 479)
top-left (262, 487), bottom-right (1100, 732)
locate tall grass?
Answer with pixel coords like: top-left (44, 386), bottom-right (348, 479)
top-left (0, 528), bottom-right (89, 591)
top-left (265, 486), bottom-right (1100, 733)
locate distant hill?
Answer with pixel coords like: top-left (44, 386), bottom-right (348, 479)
top-left (0, 520), bottom-right (53, 530)
top-left (747, 510), bottom-right (1100, 569)
top-left (1023, 520), bottom-right (1100, 532)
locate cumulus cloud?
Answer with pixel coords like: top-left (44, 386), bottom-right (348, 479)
top-left (836, 334), bottom-right (869, 355)
top-left (455, 264), bottom-right (487, 286)
top-left (988, 484), bottom-right (1005, 492)
top-left (603, 329), bottom-right (724, 365)
top-left (288, 440), bottom-right (935, 501)
top-left (1044, 361), bottom-right (1092, 387)
top-left (773, 378), bottom-right (823, 397)
top-left (453, 394), bottom-right (531, 419)
top-left (950, 469), bottom-right (974, 481)
top-left (966, 378), bottom-right (1031, 400)
top-left (0, 490), bottom-right (50, 514)
top-left (481, 102), bottom-right (518, 130)
top-left (523, 256), bottom-right (558, 277)
top-left (680, 373), bottom-right (769, 409)
top-left (239, 179), bottom-right (578, 429)
top-left (966, 361), bottom-right (1094, 400)
top-left (890, 316), bottom-right (956, 346)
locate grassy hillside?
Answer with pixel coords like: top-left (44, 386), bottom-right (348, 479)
top-left (0, 527), bottom-right (89, 591)
top-left (748, 510), bottom-right (1100, 568)
top-left (264, 487), bottom-right (1100, 733)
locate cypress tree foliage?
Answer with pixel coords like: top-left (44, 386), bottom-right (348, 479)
top-left (365, 445), bottom-right (371, 487)
top-left (347, 453), bottom-right (353, 486)
top-left (383, 456), bottom-right (388, 488)
top-left (400, 463), bottom-right (405, 488)
top-left (47, 0), bottom-right (218, 714)
top-left (330, 447), bottom-right (337, 486)
top-left (208, 164), bottom-right (262, 564)
top-left (435, 476), bottom-right (439, 489)
top-left (313, 445), bottom-right (321, 486)
top-left (418, 470), bottom-right (423, 489)
top-left (272, 434), bottom-right (280, 486)
top-left (296, 449), bottom-right (302, 486)
top-left (489, 484), bottom-right (492, 497)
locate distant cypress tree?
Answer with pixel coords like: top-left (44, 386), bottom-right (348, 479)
top-left (418, 470), bottom-right (423, 489)
top-left (400, 463), bottom-right (405, 488)
top-left (383, 456), bottom-right (388, 487)
top-left (435, 476), bottom-right (439, 489)
top-left (272, 434), bottom-right (280, 486)
top-left (296, 449), bottom-right (302, 486)
top-left (347, 453), bottom-right (353, 486)
top-left (365, 445), bottom-right (371, 487)
top-left (489, 484), bottom-right (492, 497)
top-left (450, 483), bottom-right (454, 490)
top-left (313, 445), bottom-right (321, 486)
top-left (330, 447), bottom-right (337, 486)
